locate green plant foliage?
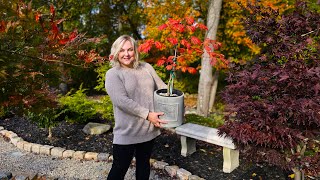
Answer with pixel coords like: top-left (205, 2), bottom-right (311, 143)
top-left (94, 62), bottom-right (112, 92)
top-left (26, 107), bottom-right (64, 138)
top-left (0, 106), bottom-right (7, 118)
top-left (173, 73), bottom-right (199, 94)
top-left (185, 113), bottom-right (224, 128)
top-left (26, 108), bottom-right (63, 129)
top-left (93, 95), bottom-right (114, 125)
top-left (58, 85), bottom-right (97, 124)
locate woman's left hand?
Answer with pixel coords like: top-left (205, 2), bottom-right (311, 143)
top-left (147, 112), bottom-right (168, 128)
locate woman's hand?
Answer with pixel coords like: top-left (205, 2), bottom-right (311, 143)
top-left (147, 112), bottom-right (168, 128)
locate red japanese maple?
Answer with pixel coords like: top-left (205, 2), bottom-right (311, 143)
top-left (139, 16), bottom-right (228, 95)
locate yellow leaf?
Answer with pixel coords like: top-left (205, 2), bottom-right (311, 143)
top-left (288, 174), bottom-right (295, 179)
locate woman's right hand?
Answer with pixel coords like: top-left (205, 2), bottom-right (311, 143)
top-left (147, 112), bottom-right (168, 128)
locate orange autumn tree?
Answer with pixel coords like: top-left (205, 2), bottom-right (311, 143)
top-left (218, 0), bottom-right (294, 64)
top-left (139, 17), bottom-right (228, 96)
top-left (141, 0), bottom-right (207, 40)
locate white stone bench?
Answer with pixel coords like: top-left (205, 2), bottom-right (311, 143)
top-left (175, 123), bottom-right (239, 173)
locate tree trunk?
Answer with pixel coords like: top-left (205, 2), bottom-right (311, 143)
top-left (197, 0), bottom-right (223, 116)
top-left (292, 168), bottom-right (305, 180)
top-left (48, 127), bottom-right (52, 139)
top-left (209, 71), bottom-right (219, 112)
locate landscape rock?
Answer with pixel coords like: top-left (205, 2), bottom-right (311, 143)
top-left (82, 122), bottom-right (111, 135)
top-left (165, 165), bottom-right (179, 177)
top-left (176, 168), bottom-right (191, 180)
top-left (153, 161), bottom-right (169, 170)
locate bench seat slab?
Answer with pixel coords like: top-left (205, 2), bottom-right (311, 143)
top-left (175, 123), bottom-right (236, 149)
top-left (175, 123), bottom-right (239, 173)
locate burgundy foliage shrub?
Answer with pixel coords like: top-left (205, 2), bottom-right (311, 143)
top-left (218, 1), bottom-right (320, 176)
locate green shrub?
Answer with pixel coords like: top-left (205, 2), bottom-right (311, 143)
top-left (0, 106), bottom-right (7, 118)
top-left (26, 107), bottom-right (63, 138)
top-left (93, 95), bottom-right (114, 125)
top-left (94, 63), bottom-right (112, 92)
top-left (58, 85), bottom-right (97, 124)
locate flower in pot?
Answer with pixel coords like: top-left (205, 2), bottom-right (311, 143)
top-left (139, 16), bottom-right (228, 127)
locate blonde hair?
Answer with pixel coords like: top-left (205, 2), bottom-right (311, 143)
top-left (110, 35), bottom-right (140, 69)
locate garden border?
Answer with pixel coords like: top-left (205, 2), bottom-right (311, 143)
top-left (0, 126), bottom-right (205, 180)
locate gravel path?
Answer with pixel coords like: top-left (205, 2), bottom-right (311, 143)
top-left (0, 136), bottom-right (166, 180)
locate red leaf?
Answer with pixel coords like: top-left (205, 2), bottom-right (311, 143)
top-left (180, 39), bottom-right (191, 49)
top-left (203, 38), bottom-right (210, 47)
top-left (181, 66), bottom-right (187, 72)
top-left (158, 24), bottom-right (168, 31)
top-left (55, 19), bottom-right (65, 25)
top-left (278, 74), bottom-right (289, 82)
top-left (58, 39), bottom-right (68, 45)
top-left (35, 12), bottom-right (41, 22)
top-left (209, 52), bottom-right (218, 58)
top-left (210, 56), bottom-right (217, 66)
top-left (77, 50), bottom-right (86, 59)
top-left (187, 49), bottom-right (193, 54)
top-left (187, 67), bottom-right (197, 74)
top-left (177, 56), bottom-right (185, 63)
top-left (204, 45), bottom-right (212, 53)
top-left (51, 22), bottom-right (59, 39)
top-left (213, 42), bottom-right (222, 50)
top-left (166, 65), bottom-right (173, 70)
top-left (167, 56), bottom-right (175, 63)
top-left (172, 24), bottom-right (184, 33)
top-left (50, 4), bottom-right (55, 17)
top-left (168, 18), bottom-right (180, 26)
top-left (154, 41), bottom-right (164, 50)
top-left (186, 25), bottom-right (196, 32)
top-left (196, 23), bottom-right (208, 30)
top-left (190, 36), bottom-right (202, 45)
top-left (167, 38), bottom-right (178, 45)
top-left (157, 58), bottom-right (166, 66)
top-left (194, 48), bottom-right (203, 55)
top-left (178, 48), bottom-right (185, 53)
top-left (68, 30), bottom-right (77, 41)
top-left (138, 39), bottom-right (154, 53)
top-left (185, 16), bottom-right (194, 25)
top-left (0, 21), bottom-right (6, 32)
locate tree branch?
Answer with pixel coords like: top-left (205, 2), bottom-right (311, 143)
top-left (0, 49), bottom-right (84, 67)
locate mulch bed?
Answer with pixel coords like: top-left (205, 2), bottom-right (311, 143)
top-left (0, 116), bottom-right (292, 180)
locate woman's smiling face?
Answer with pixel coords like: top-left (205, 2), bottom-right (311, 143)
top-left (118, 40), bottom-right (135, 68)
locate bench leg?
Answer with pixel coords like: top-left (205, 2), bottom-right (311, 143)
top-left (180, 136), bottom-right (196, 157)
top-left (223, 147), bottom-right (239, 173)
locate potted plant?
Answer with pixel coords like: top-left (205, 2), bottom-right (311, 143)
top-left (139, 17), bottom-right (227, 127)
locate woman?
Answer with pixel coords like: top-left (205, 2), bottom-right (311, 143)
top-left (105, 35), bottom-right (167, 180)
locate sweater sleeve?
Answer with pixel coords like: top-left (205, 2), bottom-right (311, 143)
top-left (145, 63), bottom-right (167, 90)
top-left (105, 69), bottom-right (149, 119)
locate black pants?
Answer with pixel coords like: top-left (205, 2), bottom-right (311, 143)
top-left (107, 139), bottom-right (155, 180)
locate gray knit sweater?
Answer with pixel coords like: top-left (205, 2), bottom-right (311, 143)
top-left (105, 62), bottom-right (167, 145)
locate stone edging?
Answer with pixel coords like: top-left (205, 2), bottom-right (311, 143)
top-left (0, 126), bottom-right (205, 180)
